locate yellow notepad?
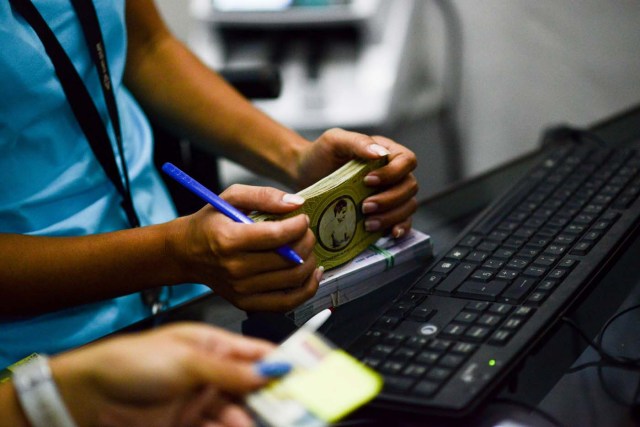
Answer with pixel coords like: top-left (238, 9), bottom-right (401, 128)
top-left (247, 329), bottom-right (382, 426)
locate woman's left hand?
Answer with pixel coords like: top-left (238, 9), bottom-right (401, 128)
top-left (294, 128), bottom-right (418, 239)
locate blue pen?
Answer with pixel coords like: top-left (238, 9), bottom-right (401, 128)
top-left (161, 162), bottom-right (304, 265)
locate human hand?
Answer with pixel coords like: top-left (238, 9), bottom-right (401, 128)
top-left (168, 184), bottom-right (322, 312)
top-left (51, 323), bottom-right (284, 427)
top-left (295, 128), bottom-right (418, 239)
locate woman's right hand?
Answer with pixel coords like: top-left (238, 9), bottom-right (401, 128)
top-left (168, 184), bottom-right (322, 312)
top-left (50, 323), bottom-right (283, 427)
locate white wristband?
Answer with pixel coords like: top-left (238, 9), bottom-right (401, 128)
top-left (12, 354), bottom-right (78, 427)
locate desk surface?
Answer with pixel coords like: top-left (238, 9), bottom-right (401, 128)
top-left (140, 105), bottom-right (640, 427)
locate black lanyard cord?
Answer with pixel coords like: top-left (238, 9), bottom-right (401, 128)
top-left (9, 0), bottom-right (140, 228)
top-left (69, 0), bottom-right (134, 221)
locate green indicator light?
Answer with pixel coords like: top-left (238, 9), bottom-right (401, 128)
top-left (489, 359), bottom-right (496, 367)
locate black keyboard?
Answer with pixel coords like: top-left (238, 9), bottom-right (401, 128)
top-left (348, 138), bottom-right (640, 416)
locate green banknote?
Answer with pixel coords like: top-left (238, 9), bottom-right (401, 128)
top-left (251, 157), bottom-right (388, 270)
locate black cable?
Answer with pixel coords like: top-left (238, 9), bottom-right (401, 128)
top-left (563, 306), bottom-right (640, 367)
top-left (565, 360), bottom-right (604, 374)
top-left (492, 397), bottom-right (566, 427)
top-left (596, 302), bottom-right (640, 361)
top-left (575, 128), bottom-right (608, 147)
top-left (560, 316), bottom-right (640, 368)
top-left (541, 125), bottom-right (608, 148)
top-left (560, 303), bottom-right (640, 408)
top-left (596, 365), bottom-right (635, 407)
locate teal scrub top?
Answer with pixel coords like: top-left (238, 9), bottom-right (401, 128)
top-left (0, 0), bottom-right (209, 368)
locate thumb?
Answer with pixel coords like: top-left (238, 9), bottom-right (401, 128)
top-left (185, 353), bottom-right (271, 396)
top-left (220, 184), bottom-right (305, 214)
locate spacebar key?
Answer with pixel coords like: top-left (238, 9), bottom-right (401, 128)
top-left (434, 263), bottom-right (475, 295)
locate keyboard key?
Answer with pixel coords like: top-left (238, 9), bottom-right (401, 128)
top-left (477, 241), bottom-right (499, 252)
top-left (564, 224), bottom-right (586, 235)
top-left (416, 351), bottom-right (441, 365)
top-left (390, 348), bottom-right (416, 363)
top-left (506, 258), bottom-right (529, 270)
top-left (413, 380), bottom-right (440, 397)
top-left (570, 241), bottom-right (593, 255)
top-left (454, 311), bottom-right (479, 324)
top-left (426, 367), bottom-right (453, 382)
top-left (523, 265), bottom-right (547, 277)
top-left (493, 249), bottom-right (515, 259)
top-left (439, 354), bottom-right (466, 369)
top-left (517, 247), bottom-right (540, 259)
top-left (488, 329), bottom-right (513, 345)
top-left (434, 263), bottom-right (475, 294)
top-left (446, 248), bottom-right (470, 260)
top-left (385, 305), bottom-right (412, 318)
top-left (477, 314), bottom-right (502, 327)
top-left (403, 364), bottom-right (429, 378)
top-left (415, 274), bottom-right (442, 291)
top-left (471, 269), bottom-right (495, 281)
top-left (428, 340), bottom-right (452, 352)
top-left (451, 342), bottom-right (478, 355)
top-left (582, 231), bottom-right (602, 242)
top-left (405, 337), bottom-right (429, 349)
top-left (533, 255), bottom-right (557, 266)
top-left (547, 268), bottom-right (568, 280)
top-left (558, 258), bottom-right (578, 269)
top-left (362, 357), bottom-right (382, 368)
top-left (374, 316), bottom-right (401, 331)
top-left (512, 306), bottom-right (534, 318)
top-left (499, 277), bottom-right (537, 303)
top-left (537, 279), bottom-right (557, 292)
top-left (380, 361), bottom-right (404, 375)
top-left (488, 303), bottom-right (513, 315)
top-left (383, 376), bottom-right (414, 392)
top-left (502, 318), bottom-right (524, 330)
top-left (465, 301), bottom-right (490, 312)
top-left (544, 245), bottom-right (567, 256)
top-left (527, 237), bottom-right (550, 248)
top-left (456, 280), bottom-right (508, 301)
top-left (466, 250), bottom-right (490, 263)
top-left (554, 234), bottom-right (576, 245)
top-left (371, 344), bottom-right (395, 358)
top-left (525, 291), bottom-right (548, 306)
top-left (464, 326), bottom-right (491, 342)
top-left (381, 334), bottom-right (406, 346)
top-left (410, 305), bottom-right (437, 322)
top-left (483, 259), bottom-right (505, 270)
top-left (441, 323), bottom-right (468, 338)
top-left (432, 261), bottom-right (458, 274)
top-left (496, 270), bottom-right (519, 280)
top-left (459, 234), bottom-right (482, 247)
top-left (487, 231), bottom-right (509, 242)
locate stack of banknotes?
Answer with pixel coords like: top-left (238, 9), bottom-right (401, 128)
top-left (250, 156), bottom-right (388, 270)
top-left (289, 228), bottom-right (433, 325)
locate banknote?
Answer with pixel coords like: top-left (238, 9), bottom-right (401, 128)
top-left (250, 156), bottom-right (388, 270)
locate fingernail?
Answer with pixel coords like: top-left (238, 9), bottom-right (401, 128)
top-left (304, 214), bottom-right (310, 226)
top-left (365, 219), bottom-right (381, 231)
top-left (255, 361), bottom-right (292, 378)
top-left (362, 202), bottom-right (378, 214)
top-left (394, 227), bottom-right (405, 239)
top-left (368, 144), bottom-right (390, 157)
top-left (283, 194), bottom-right (305, 205)
top-left (315, 266), bottom-right (325, 282)
top-left (364, 175), bottom-right (381, 186)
